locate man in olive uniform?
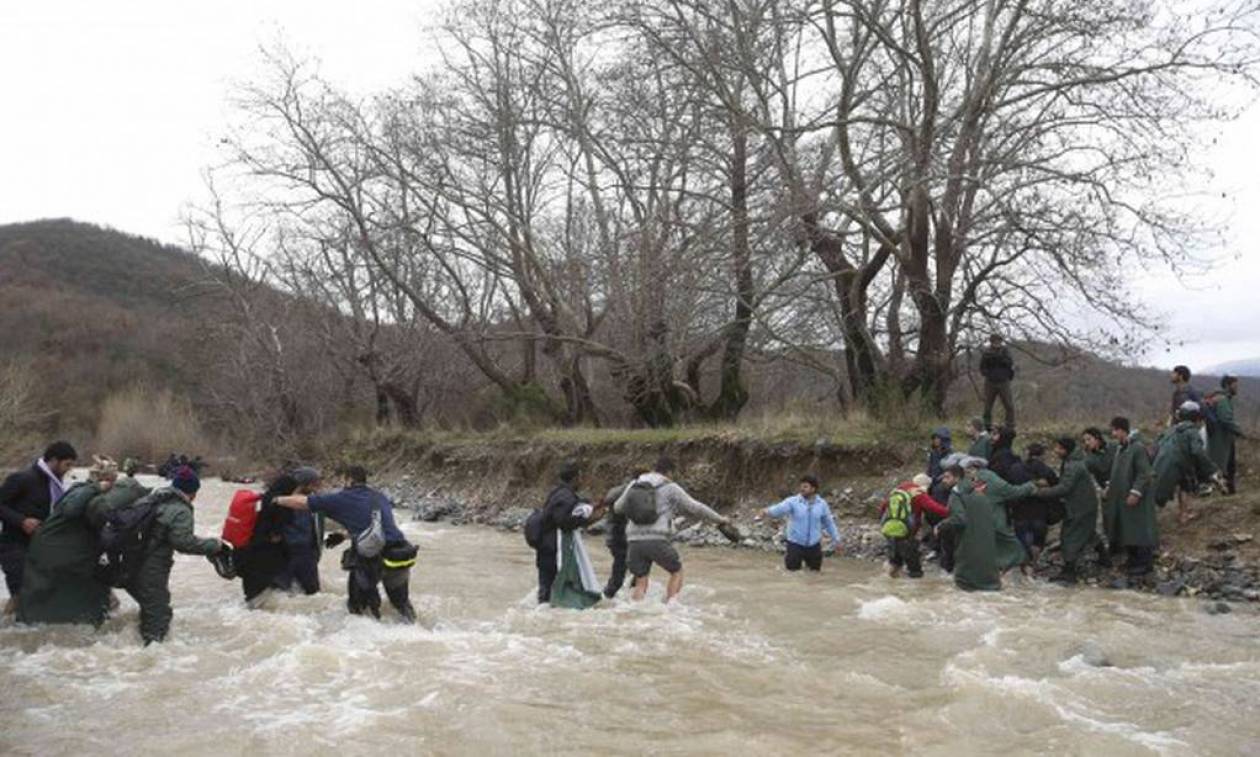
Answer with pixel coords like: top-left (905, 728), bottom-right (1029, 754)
top-left (967, 418), bottom-right (993, 460)
top-left (936, 465), bottom-right (1001, 591)
top-left (1153, 402), bottom-right (1221, 524)
top-left (127, 467), bottom-right (227, 644)
top-left (1081, 427), bottom-right (1115, 488)
top-left (1105, 417), bottom-right (1158, 578)
top-left (18, 457), bottom-right (150, 625)
top-left (970, 459), bottom-right (1036, 572)
top-left (1033, 437), bottom-right (1100, 585)
top-left (1207, 376), bottom-right (1245, 494)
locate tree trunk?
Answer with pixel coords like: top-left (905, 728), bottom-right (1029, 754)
top-left (708, 121), bottom-right (753, 421)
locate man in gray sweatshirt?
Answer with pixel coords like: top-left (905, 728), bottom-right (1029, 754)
top-left (612, 457), bottom-right (731, 603)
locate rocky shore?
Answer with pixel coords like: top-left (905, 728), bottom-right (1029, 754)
top-left (383, 476), bottom-right (1260, 610)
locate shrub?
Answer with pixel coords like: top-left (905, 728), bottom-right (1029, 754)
top-left (95, 386), bottom-right (207, 464)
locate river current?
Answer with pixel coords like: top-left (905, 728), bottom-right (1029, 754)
top-left (2, 476), bottom-right (1259, 755)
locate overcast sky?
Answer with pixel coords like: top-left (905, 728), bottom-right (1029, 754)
top-left (2, 0), bottom-right (1257, 372)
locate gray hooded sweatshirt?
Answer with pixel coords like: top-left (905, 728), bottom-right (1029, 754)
top-left (612, 472), bottom-right (725, 543)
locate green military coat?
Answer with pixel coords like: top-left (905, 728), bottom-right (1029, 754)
top-left (1034, 450), bottom-right (1099, 565)
top-left (1105, 435), bottom-right (1158, 548)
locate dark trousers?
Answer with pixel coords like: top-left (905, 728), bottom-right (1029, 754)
top-left (0, 541), bottom-right (26, 597)
top-left (275, 545), bottom-right (321, 595)
top-left (604, 543), bottom-right (628, 598)
top-left (983, 380), bottom-right (1015, 429)
top-left (1126, 546), bottom-right (1154, 575)
top-left (344, 547), bottom-right (414, 621)
top-left (1014, 519), bottom-right (1047, 552)
top-left (937, 528), bottom-right (958, 573)
top-left (888, 537), bottom-right (923, 577)
top-left (785, 542), bottom-right (823, 572)
top-left (1226, 443), bottom-right (1238, 494)
top-left (536, 548), bottom-right (557, 603)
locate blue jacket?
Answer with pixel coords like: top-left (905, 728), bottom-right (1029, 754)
top-left (766, 495), bottom-right (841, 547)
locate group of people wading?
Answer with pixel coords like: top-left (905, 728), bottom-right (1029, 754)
top-left (1, 453), bottom-right (417, 644)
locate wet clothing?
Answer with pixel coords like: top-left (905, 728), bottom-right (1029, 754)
top-left (879, 483), bottom-right (950, 534)
top-left (311, 485), bottom-right (415, 621)
top-left (534, 482), bottom-right (593, 603)
top-left (307, 486), bottom-right (405, 543)
top-left (613, 473), bottom-right (725, 543)
top-left (766, 495), bottom-right (841, 548)
top-left (550, 521), bottom-right (602, 609)
top-left (0, 462), bottom-right (62, 596)
top-left (602, 483), bottom-right (630, 599)
top-left (1105, 434), bottom-right (1158, 551)
top-left (235, 477), bottom-right (296, 602)
top-left (1207, 393), bottom-right (1243, 492)
top-left (627, 539), bottom-right (682, 577)
top-left (274, 505), bottom-right (323, 595)
top-left (887, 537), bottom-right (923, 578)
top-left (1034, 450), bottom-right (1099, 566)
top-left (784, 541), bottom-right (823, 572)
top-left (941, 483), bottom-right (1001, 591)
top-left (1152, 422), bottom-right (1217, 506)
top-left (125, 488), bottom-right (222, 643)
top-left (18, 478), bottom-right (149, 625)
top-left (1085, 441), bottom-right (1117, 488)
top-left (973, 469), bottom-right (1035, 570)
top-left (980, 345), bottom-right (1016, 429)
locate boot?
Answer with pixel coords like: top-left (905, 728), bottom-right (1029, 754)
top-left (1051, 563), bottom-right (1078, 586)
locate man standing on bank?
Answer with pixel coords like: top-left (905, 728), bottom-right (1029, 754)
top-left (980, 334), bottom-right (1016, 431)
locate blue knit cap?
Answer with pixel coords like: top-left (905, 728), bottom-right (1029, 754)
top-left (171, 465), bottom-right (201, 495)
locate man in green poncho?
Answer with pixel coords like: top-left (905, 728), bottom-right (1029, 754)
top-left (1206, 375), bottom-right (1246, 494)
top-left (1081, 427), bottom-right (1115, 489)
top-left (1153, 402), bottom-right (1222, 525)
top-left (18, 457), bottom-right (150, 625)
top-left (970, 458), bottom-right (1035, 572)
top-left (1105, 417), bottom-right (1158, 578)
top-left (936, 465), bottom-right (1004, 591)
top-left (966, 418), bottom-right (993, 460)
top-left (1033, 437), bottom-right (1099, 586)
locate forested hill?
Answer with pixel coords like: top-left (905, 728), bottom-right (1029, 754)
top-left (0, 219), bottom-right (213, 436)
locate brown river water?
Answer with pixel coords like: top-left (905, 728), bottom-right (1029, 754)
top-left (2, 476), bottom-right (1260, 755)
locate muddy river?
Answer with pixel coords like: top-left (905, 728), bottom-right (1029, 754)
top-left (2, 476), bottom-right (1259, 755)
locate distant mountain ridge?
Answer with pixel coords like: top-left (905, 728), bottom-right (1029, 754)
top-left (1203, 358), bottom-right (1260, 379)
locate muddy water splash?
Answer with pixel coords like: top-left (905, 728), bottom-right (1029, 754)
top-left (2, 476), bottom-right (1260, 755)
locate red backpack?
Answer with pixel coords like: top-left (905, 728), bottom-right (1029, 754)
top-left (222, 490), bottom-right (262, 548)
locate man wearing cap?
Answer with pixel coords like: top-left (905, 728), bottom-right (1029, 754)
top-left (127, 466), bottom-right (228, 644)
top-left (758, 475), bottom-right (842, 572)
top-left (0, 441), bottom-right (78, 614)
top-left (273, 466), bottom-right (325, 595)
top-left (979, 334), bottom-right (1016, 431)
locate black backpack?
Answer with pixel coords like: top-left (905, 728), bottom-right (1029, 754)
top-left (96, 492), bottom-right (164, 588)
top-left (623, 480), bottom-right (666, 526)
top-left (523, 508), bottom-right (546, 549)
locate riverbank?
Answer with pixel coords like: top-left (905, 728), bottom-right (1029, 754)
top-left (352, 425), bottom-right (1260, 607)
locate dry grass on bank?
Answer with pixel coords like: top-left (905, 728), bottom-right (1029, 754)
top-left (94, 386), bottom-right (212, 463)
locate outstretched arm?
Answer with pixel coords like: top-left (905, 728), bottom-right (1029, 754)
top-left (273, 495), bottom-right (311, 510)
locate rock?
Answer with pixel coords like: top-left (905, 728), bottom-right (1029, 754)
top-left (1232, 532), bottom-right (1254, 544)
top-left (1204, 601), bottom-right (1232, 615)
top-left (1155, 579), bottom-right (1185, 597)
top-left (1077, 642), bottom-right (1113, 668)
top-left (1208, 539), bottom-right (1234, 552)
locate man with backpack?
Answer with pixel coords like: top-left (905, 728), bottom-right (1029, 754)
top-left (1153, 402), bottom-right (1222, 525)
top-left (878, 473), bottom-right (950, 579)
top-left (121, 466), bottom-right (228, 644)
top-left (273, 465), bottom-right (417, 623)
top-left (0, 441), bottom-right (78, 615)
top-left (757, 474), bottom-right (843, 573)
top-left (597, 466), bottom-right (648, 599)
top-left (612, 456), bottom-right (732, 603)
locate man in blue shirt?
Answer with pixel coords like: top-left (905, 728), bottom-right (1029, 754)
top-left (273, 466), bottom-right (325, 595)
top-left (758, 475), bottom-right (841, 572)
top-left (274, 465), bottom-right (417, 623)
